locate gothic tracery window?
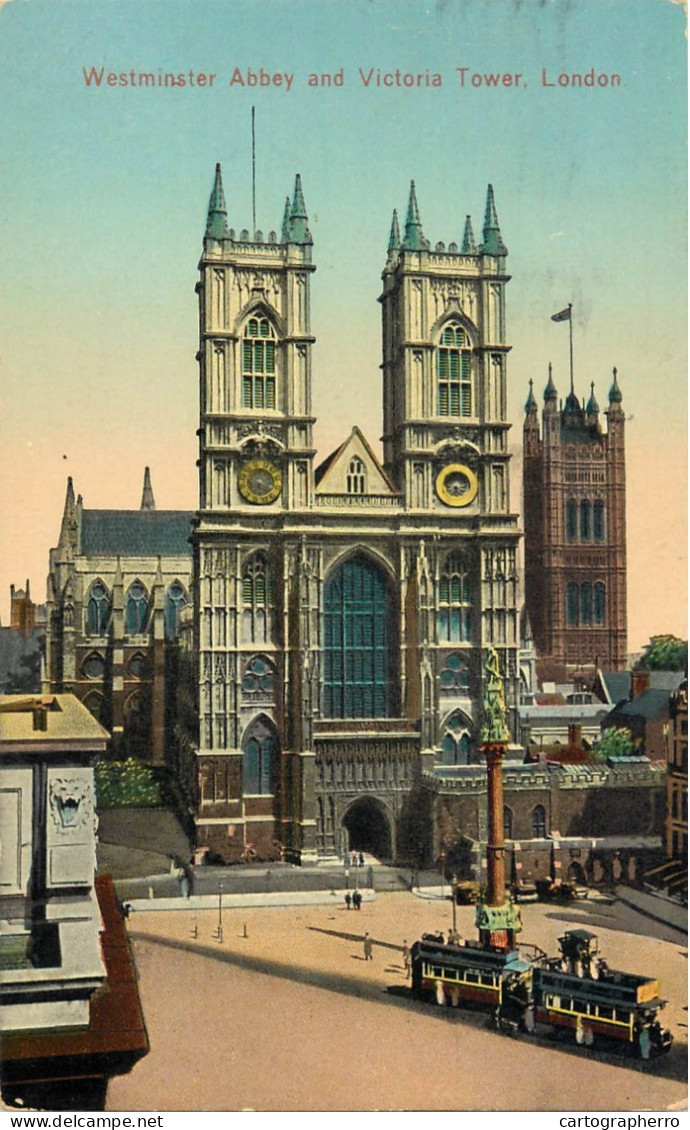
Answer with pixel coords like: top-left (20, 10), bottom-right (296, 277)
top-left (532, 804), bottom-right (547, 838)
top-left (242, 316), bottom-right (276, 409)
top-left (242, 717), bottom-right (277, 795)
top-left (437, 323), bottom-right (472, 417)
top-left (440, 711), bottom-right (472, 765)
top-left (346, 456), bottom-right (366, 495)
top-left (164, 581), bottom-right (188, 639)
top-left (438, 555), bottom-right (472, 642)
top-left (242, 554), bottom-right (273, 644)
top-left (125, 581), bottom-right (149, 635)
top-left (242, 655), bottom-right (276, 699)
top-left (323, 556), bottom-right (391, 719)
top-left (86, 581), bottom-right (111, 636)
top-left (439, 652), bottom-right (470, 694)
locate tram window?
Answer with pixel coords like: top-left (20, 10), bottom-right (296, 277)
top-left (433, 966), bottom-right (442, 977)
top-left (617, 1010), bottom-right (630, 1025)
top-left (549, 995), bottom-right (560, 1008)
top-left (597, 1004), bottom-right (613, 1019)
top-left (466, 971), bottom-right (478, 983)
top-left (573, 999), bottom-right (587, 1014)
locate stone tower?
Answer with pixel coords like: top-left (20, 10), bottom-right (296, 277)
top-left (523, 366), bottom-right (627, 682)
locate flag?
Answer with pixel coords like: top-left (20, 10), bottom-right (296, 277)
top-left (551, 306), bottom-right (572, 322)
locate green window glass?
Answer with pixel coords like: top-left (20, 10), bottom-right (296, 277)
top-left (242, 718), bottom-right (277, 794)
top-left (324, 557), bottom-right (391, 719)
top-left (86, 581), bottom-right (111, 636)
top-left (437, 323), bottom-right (472, 418)
top-left (593, 501), bottom-right (605, 541)
top-left (580, 583), bottom-right (592, 624)
top-left (438, 556), bottom-right (471, 642)
top-left (566, 583), bottom-right (579, 627)
top-left (580, 500), bottom-right (591, 541)
top-left (566, 500), bottom-right (577, 542)
top-left (242, 316), bottom-right (276, 409)
top-left (594, 582), bottom-right (606, 625)
top-left (125, 581), bottom-right (149, 635)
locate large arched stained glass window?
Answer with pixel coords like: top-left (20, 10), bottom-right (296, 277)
top-left (164, 582), bottom-right (188, 640)
top-left (125, 582), bottom-right (149, 635)
top-left (323, 556), bottom-right (391, 719)
top-left (86, 581), bottom-right (111, 636)
top-left (242, 717), bottom-right (277, 795)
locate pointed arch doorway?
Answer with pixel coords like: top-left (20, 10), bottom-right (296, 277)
top-left (342, 797), bottom-right (392, 861)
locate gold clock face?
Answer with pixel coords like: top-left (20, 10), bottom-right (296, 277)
top-left (435, 463), bottom-right (478, 507)
top-left (238, 459), bottom-right (282, 505)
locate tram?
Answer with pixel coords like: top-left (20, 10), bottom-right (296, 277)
top-left (410, 928), bottom-right (673, 1058)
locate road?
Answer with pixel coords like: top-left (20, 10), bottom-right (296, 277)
top-left (107, 890), bottom-right (687, 1113)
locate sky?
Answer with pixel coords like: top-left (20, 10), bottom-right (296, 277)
top-left (0, 0), bottom-right (686, 653)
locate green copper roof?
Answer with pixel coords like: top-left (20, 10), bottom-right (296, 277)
top-left (480, 184), bottom-right (507, 256)
top-left (609, 366), bottom-right (623, 404)
top-left (388, 209), bottom-right (401, 251)
top-left (206, 163), bottom-right (229, 240)
top-left (585, 382), bottom-right (600, 415)
top-left (402, 180), bottom-right (427, 250)
top-left (524, 379), bottom-right (538, 414)
top-left (461, 214), bottom-right (477, 254)
top-left (481, 646), bottom-right (510, 744)
top-left (287, 173), bottom-right (312, 244)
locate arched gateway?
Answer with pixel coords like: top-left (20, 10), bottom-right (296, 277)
top-left (342, 797), bottom-right (392, 860)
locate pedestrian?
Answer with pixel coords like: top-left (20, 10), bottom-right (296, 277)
top-left (363, 932), bottom-right (373, 961)
top-left (402, 939), bottom-right (411, 977)
top-left (345, 891), bottom-right (352, 911)
top-left (344, 851), bottom-right (350, 868)
top-left (353, 889), bottom-right (362, 910)
top-left (358, 852), bottom-right (364, 867)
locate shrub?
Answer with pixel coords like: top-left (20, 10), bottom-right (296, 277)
top-left (95, 758), bottom-right (162, 808)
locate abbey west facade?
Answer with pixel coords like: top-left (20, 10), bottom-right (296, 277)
top-left (186, 166), bottom-right (521, 863)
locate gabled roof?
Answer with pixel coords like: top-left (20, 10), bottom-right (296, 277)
top-left (608, 688), bottom-right (672, 722)
top-left (315, 427), bottom-right (398, 495)
top-left (596, 670), bottom-right (632, 705)
top-left (80, 511), bottom-right (195, 558)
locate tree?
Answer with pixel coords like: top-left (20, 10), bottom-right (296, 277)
top-left (636, 634), bottom-right (687, 672)
top-left (594, 726), bottom-right (637, 761)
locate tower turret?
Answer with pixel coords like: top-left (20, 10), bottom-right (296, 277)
top-left (401, 181), bottom-right (427, 250)
top-left (205, 163), bottom-right (229, 242)
top-left (480, 184), bottom-right (507, 257)
top-left (140, 467), bottom-right (155, 512)
top-left (461, 214), bottom-right (477, 254)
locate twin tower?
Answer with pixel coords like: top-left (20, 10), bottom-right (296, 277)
top-left (189, 165), bottom-right (522, 862)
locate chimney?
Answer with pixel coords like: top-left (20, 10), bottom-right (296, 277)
top-left (631, 670), bottom-right (650, 700)
top-left (568, 723), bottom-right (582, 747)
top-left (32, 706), bottom-right (48, 731)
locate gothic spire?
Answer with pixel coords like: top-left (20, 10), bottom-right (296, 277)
top-left (281, 196), bottom-right (291, 243)
top-left (585, 382), bottom-right (600, 417)
top-left (206, 163), bottom-right (228, 240)
top-left (140, 466), bottom-right (156, 511)
top-left (480, 184), bottom-right (507, 256)
top-left (544, 363), bottom-right (558, 405)
top-left (58, 476), bottom-right (77, 551)
top-left (402, 181), bottom-right (427, 250)
top-left (461, 214), bottom-right (477, 254)
top-left (525, 379), bottom-right (538, 415)
top-left (388, 209), bottom-right (401, 252)
top-left (287, 174), bottom-right (312, 244)
top-left (608, 366), bottom-right (623, 405)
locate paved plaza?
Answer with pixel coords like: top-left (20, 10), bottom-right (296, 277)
top-left (106, 890), bottom-right (687, 1113)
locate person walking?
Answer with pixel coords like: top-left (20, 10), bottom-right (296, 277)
top-left (363, 932), bottom-right (373, 961)
top-left (352, 889), bottom-right (362, 910)
top-left (345, 891), bottom-right (352, 910)
top-left (402, 940), bottom-right (411, 978)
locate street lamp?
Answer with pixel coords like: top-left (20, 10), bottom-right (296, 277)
top-left (451, 873), bottom-right (458, 936)
top-left (216, 880), bottom-right (224, 943)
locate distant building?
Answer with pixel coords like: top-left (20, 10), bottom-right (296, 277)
top-left (523, 364), bottom-right (627, 684)
top-left (602, 669), bottom-right (686, 761)
top-left (0, 694), bottom-right (148, 1109)
top-left (666, 682), bottom-right (687, 864)
top-left (0, 583), bottom-right (45, 694)
top-left (45, 471), bottom-right (194, 764)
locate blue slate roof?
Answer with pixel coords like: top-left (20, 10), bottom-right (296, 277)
top-left (80, 511), bottom-right (195, 557)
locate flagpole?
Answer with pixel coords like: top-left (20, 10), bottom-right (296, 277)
top-left (568, 303), bottom-right (574, 394)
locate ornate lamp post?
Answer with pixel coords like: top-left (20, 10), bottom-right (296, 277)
top-left (475, 647), bottom-right (522, 951)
